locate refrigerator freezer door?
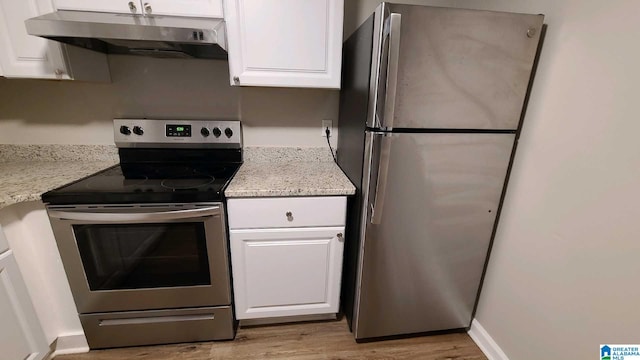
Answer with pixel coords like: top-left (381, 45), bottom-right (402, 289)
top-left (354, 132), bottom-right (515, 339)
top-left (375, 4), bottom-right (543, 130)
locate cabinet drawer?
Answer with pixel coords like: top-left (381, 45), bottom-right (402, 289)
top-left (227, 197), bottom-right (346, 229)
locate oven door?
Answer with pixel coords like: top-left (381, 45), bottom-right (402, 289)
top-left (47, 203), bottom-right (231, 314)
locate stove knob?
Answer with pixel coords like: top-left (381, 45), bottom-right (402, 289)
top-left (212, 127), bottom-right (222, 138)
top-left (201, 127), bottom-right (210, 137)
top-left (133, 126), bottom-right (144, 136)
top-left (120, 125), bottom-right (131, 135)
top-left (225, 128), bottom-right (233, 138)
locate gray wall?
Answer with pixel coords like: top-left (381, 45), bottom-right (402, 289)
top-left (0, 56), bottom-right (338, 147)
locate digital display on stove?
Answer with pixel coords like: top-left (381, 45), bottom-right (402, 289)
top-left (166, 125), bottom-right (192, 137)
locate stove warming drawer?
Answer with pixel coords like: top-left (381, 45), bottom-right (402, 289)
top-left (80, 306), bottom-right (235, 349)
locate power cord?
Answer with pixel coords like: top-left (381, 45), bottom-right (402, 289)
top-left (326, 127), bottom-right (337, 163)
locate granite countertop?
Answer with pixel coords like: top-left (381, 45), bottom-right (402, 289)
top-left (0, 145), bottom-right (118, 209)
top-left (0, 145), bottom-right (356, 208)
top-left (225, 148), bottom-right (355, 198)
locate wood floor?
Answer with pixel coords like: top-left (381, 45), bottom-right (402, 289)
top-left (55, 319), bottom-right (486, 360)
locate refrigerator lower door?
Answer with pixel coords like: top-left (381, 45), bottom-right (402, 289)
top-left (354, 132), bottom-right (515, 340)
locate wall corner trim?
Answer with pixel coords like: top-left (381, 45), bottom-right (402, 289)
top-left (48, 332), bottom-right (89, 358)
top-left (468, 319), bottom-right (510, 360)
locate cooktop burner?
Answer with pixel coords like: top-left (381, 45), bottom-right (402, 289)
top-left (84, 173), bottom-right (148, 191)
top-left (161, 176), bottom-right (216, 190)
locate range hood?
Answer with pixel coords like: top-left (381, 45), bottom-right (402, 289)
top-left (25, 11), bottom-right (227, 59)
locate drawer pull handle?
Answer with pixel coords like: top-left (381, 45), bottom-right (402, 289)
top-left (337, 233), bottom-right (344, 241)
top-left (285, 211), bottom-right (293, 221)
top-left (99, 314), bottom-right (215, 326)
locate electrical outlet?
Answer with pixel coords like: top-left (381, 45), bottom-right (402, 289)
top-left (322, 120), bottom-right (333, 137)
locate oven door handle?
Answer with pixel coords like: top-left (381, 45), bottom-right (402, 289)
top-left (48, 206), bottom-right (221, 222)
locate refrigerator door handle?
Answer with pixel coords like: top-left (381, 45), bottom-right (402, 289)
top-left (378, 13), bottom-right (402, 131)
top-left (371, 134), bottom-right (392, 224)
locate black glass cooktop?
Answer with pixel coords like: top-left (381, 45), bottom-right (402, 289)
top-left (42, 162), bottom-right (241, 205)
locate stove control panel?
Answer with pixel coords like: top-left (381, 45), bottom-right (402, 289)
top-left (114, 119), bottom-right (242, 149)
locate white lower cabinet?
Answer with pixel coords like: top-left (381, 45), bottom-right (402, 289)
top-left (0, 227), bottom-right (48, 360)
top-left (230, 227), bottom-right (344, 319)
top-left (227, 197), bottom-right (346, 320)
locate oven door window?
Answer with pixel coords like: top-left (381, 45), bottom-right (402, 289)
top-left (73, 222), bottom-right (210, 291)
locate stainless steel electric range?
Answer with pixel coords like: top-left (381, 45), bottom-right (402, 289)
top-left (42, 119), bottom-right (242, 349)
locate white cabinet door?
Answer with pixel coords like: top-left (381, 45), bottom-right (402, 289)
top-left (142, 0), bottom-right (222, 17)
top-left (0, 249), bottom-right (49, 360)
top-left (0, 0), bottom-right (110, 80)
top-left (54, 0), bottom-right (138, 14)
top-left (0, 0), bottom-right (68, 79)
top-left (230, 227), bottom-right (345, 319)
top-left (224, 0), bottom-right (343, 88)
top-left (55, 0), bottom-right (222, 17)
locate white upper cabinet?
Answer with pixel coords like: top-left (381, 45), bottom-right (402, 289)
top-left (0, 0), bottom-right (66, 78)
top-left (54, 0), bottom-right (138, 14)
top-left (141, 0), bottom-right (223, 17)
top-left (54, 0), bottom-right (223, 17)
top-left (224, 0), bottom-right (344, 89)
top-left (0, 0), bottom-right (110, 80)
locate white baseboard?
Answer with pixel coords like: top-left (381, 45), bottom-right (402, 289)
top-left (467, 319), bottom-right (509, 360)
top-left (49, 332), bottom-right (89, 358)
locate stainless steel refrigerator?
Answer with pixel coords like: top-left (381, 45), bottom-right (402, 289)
top-left (337, 3), bottom-right (544, 340)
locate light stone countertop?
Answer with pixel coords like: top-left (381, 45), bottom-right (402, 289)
top-left (225, 147), bottom-right (355, 197)
top-left (0, 160), bottom-right (118, 209)
top-left (0, 144), bottom-right (119, 210)
top-left (225, 161), bottom-right (355, 198)
top-left (0, 145), bottom-right (355, 208)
